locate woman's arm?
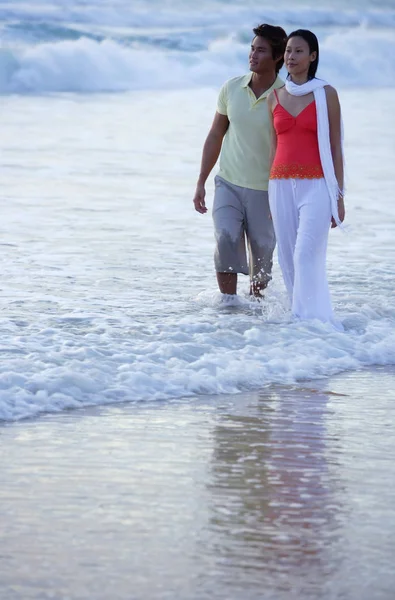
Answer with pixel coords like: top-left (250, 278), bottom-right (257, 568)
top-left (326, 86), bottom-right (345, 225)
top-left (267, 91), bottom-right (277, 169)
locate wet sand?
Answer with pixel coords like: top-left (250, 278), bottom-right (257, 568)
top-left (1, 367), bottom-right (395, 600)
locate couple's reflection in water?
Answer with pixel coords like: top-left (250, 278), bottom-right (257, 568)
top-left (206, 387), bottom-right (343, 598)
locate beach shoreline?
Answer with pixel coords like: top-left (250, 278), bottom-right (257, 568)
top-left (1, 366), bottom-right (394, 600)
top-left (1, 4), bottom-right (395, 596)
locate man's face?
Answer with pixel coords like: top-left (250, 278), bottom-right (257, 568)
top-left (249, 36), bottom-right (277, 74)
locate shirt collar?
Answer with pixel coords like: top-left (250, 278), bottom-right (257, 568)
top-left (242, 74), bottom-right (284, 98)
top-left (242, 73), bottom-right (254, 88)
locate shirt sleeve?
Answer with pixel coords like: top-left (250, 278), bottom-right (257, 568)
top-left (216, 82), bottom-right (228, 115)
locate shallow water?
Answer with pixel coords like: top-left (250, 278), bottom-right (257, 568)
top-left (1, 368), bottom-right (394, 599)
top-left (1, 88), bottom-right (395, 421)
top-left (1, 4), bottom-right (395, 598)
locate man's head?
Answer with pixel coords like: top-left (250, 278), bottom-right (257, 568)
top-left (249, 24), bottom-right (287, 75)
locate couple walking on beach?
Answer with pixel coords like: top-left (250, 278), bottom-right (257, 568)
top-left (193, 24), bottom-right (345, 325)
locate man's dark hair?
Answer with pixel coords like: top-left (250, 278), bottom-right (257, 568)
top-left (252, 24), bottom-right (287, 73)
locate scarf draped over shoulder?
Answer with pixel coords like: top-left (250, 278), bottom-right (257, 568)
top-left (285, 77), bottom-right (344, 227)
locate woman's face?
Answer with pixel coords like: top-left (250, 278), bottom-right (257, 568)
top-left (285, 36), bottom-right (316, 77)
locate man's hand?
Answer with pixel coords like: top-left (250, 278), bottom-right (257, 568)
top-left (331, 196), bottom-right (345, 228)
top-left (193, 183), bottom-right (208, 214)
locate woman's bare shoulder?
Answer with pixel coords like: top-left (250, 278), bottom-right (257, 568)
top-left (268, 85), bottom-right (285, 105)
top-left (324, 85), bottom-right (339, 100)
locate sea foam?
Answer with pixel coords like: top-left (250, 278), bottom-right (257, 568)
top-left (1, 302), bottom-right (394, 422)
top-left (0, 2), bottom-right (394, 93)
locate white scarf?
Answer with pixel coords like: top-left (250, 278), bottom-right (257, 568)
top-left (285, 77), bottom-right (344, 227)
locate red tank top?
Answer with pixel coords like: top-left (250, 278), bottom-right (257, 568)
top-left (270, 89), bottom-right (324, 180)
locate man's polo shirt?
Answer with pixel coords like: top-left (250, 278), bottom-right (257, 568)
top-left (216, 73), bottom-right (284, 191)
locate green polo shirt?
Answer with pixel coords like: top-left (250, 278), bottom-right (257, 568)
top-left (216, 73), bottom-right (284, 191)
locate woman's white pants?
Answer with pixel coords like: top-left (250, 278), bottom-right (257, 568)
top-left (268, 178), bottom-right (335, 323)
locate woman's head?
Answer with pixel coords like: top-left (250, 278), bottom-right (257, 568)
top-left (285, 29), bottom-right (319, 80)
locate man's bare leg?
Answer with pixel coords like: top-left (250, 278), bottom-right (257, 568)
top-left (217, 272), bottom-right (237, 295)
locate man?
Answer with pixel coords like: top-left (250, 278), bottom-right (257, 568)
top-left (193, 24), bottom-right (287, 297)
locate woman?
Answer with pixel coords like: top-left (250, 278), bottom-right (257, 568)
top-left (267, 29), bottom-right (345, 325)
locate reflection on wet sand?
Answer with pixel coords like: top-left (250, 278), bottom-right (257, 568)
top-left (1, 369), bottom-right (395, 600)
top-left (207, 387), bottom-right (342, 598)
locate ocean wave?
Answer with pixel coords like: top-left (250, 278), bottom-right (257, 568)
top-left (1, 27), bottom-right (394, 94)
top-left (1, 304), bottom-right (394, 422)
top-left (1, 3), bottom-right (395, 30)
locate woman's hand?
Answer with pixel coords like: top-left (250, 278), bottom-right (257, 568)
top-left (331, 196), bottom-right (345, 228)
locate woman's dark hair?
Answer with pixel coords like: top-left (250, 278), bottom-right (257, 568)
top-left (252, 24), bottom-right (287, 73)
top-left (287, 29), bottom-right (319, 80)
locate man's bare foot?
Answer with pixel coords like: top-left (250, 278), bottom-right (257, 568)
top-left (249, 282), bottom-right (265, 299)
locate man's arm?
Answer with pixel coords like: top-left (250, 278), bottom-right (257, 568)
top-left (193, 112), bottom-right (229, 214)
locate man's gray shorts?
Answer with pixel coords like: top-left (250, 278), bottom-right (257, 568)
top-left (212, 175), bottom-right (276, 285)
